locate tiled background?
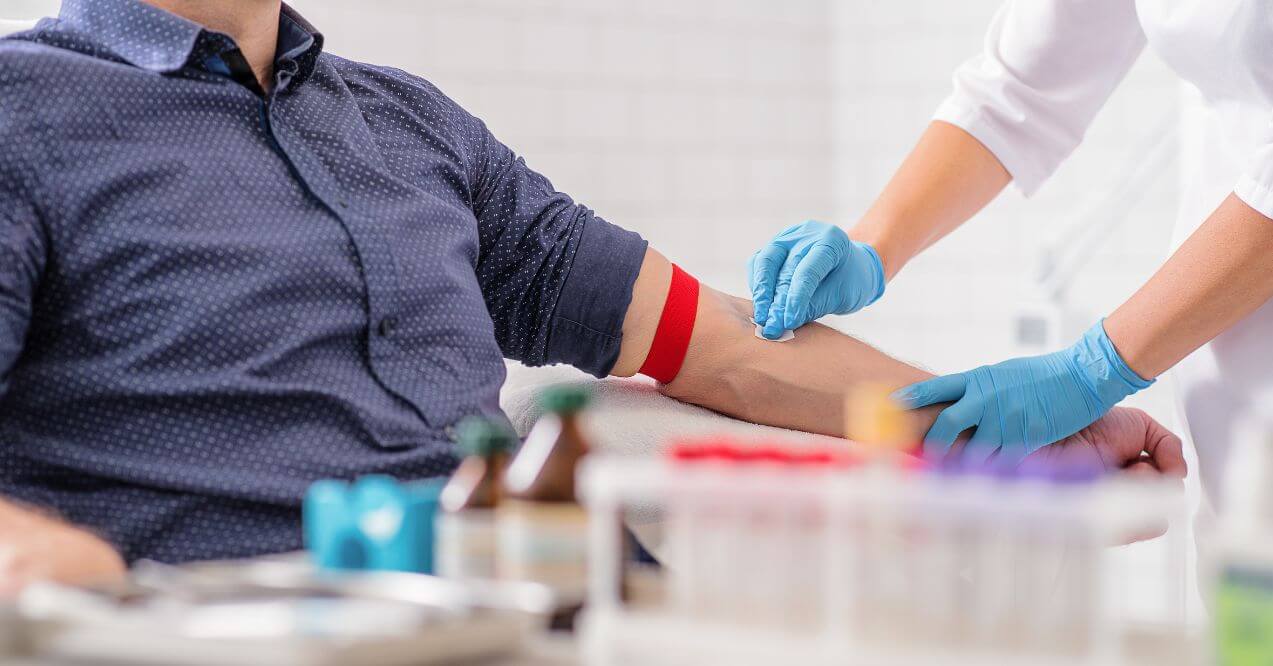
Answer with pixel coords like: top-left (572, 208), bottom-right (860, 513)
top-left (5, 0), bottom-right (1197, 613)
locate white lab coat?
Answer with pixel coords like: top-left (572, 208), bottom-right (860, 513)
top-left (934, 0), bottom-right (1273, 512)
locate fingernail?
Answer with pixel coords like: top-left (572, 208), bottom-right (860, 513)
top-left (763, 313), bottom-right (783, 339)
top-left (890, 388), bottom-right (917, 406)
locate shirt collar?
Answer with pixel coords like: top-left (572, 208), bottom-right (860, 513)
top-left (57, 0), bottom-right (323, 75)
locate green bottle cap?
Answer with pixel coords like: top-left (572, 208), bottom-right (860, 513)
top-left (454, 416), bottom-right (517, 458)
top-left (538, 384), bottom-right (591, 414)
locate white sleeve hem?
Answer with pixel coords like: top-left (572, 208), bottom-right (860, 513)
top-left (1235, 174), bottom-right (1273, 221)
top-left (933, 97), bottom-right (1048, 197)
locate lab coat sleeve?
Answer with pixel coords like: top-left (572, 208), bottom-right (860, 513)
top-left (1234, 121), bottom-right (1273, 220)
top-left (933, 0), bottom-right (1147, 195)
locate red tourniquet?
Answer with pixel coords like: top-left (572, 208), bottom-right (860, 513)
top-left (638, 264), bottom-right (699, 384)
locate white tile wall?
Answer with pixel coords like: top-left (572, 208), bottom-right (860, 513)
top-left (289, 0), bottom-right (836, 287)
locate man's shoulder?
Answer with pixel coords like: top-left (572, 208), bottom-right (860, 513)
top-left (318, 53), bottom-right (467, 116)
top-left (0, 24), bottom-right (102, 92)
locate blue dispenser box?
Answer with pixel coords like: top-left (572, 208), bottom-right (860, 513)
top-left (303, 475), bottom-right (444, 574)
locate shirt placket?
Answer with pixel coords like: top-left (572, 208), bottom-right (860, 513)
top-left (259, 72), bottom-right (419, 421)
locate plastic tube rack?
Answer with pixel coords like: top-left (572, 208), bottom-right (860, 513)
top-left (577, 444), bottom-right (1192, 666)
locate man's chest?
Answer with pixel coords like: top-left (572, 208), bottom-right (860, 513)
top-left (25, 67), bottom-right (503, 402)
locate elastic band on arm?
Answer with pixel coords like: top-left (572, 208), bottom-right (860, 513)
top-left (638, 264), bottom-right (699, 384)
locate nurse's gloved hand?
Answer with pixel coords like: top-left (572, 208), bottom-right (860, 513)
top-left (747, 221), bottom-right (885, 340)
top-left (893, 321), bottom-right (1154, 466)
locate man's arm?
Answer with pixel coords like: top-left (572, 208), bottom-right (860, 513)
top-left (611, 248), bottom-right (1186, 477)
top-left (613, 248), bottom-right (929, 438)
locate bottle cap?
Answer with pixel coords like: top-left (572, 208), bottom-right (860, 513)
top-left (454, 416), bottom-right (518, 458)
top-left (538, 384), bottom-right (592, 414)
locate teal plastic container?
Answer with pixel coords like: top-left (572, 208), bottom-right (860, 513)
top-left (303, 475), bottom-right (445, 574)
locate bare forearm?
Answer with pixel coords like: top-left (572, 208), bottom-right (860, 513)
top-left (661, 286), bottom-right (936, 438)
top-left (1105, 194), bottom-right (1273, 378)
top-left (614, 248), bottom-right (938, 437)
top-left (850, 121), bottom-right (1010, 278)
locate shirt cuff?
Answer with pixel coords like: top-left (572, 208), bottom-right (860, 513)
top-left (934, 96), bottom-right (1049, 197)
top-left (543, 215), bottom-right (648, 378)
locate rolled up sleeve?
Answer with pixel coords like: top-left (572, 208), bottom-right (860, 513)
top-left (1235, 121), bottom-right (1273, 220)
top-left (462, 112), bottom-right (647, 377)
top-left (934, 0), bottom-right (1147, 195)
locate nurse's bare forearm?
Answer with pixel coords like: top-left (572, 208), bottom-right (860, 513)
top-left (1105, 194), bottom-right (1273, 378)
top-left (850, 121), bottom-right (1011, 278)
top-left (609, 248), bottom-right (937, 437)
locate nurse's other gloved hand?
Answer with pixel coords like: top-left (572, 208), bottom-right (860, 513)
top-left (747, 221), bottom-right (885, 340)
top-left (893, 320), bottom-right (1154, 466)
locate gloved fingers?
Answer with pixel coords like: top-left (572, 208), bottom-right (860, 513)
top-left (784, 242), bottom-right (840, 329)
top-left (748, 244), bottom-right (788, 325)
top-left (961, 427), bottom-right (1006, 468)
top-left (921, 398), bottom-right (981, 458)
top-left (892, 373), bottom-right (968, 409)
top-left (762, 255), bottom-right (799, 339)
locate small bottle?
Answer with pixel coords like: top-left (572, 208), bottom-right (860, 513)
top-left (435, 416), bottom-right (516, 580)
top-left (497, 385), bottom-right (592, 597)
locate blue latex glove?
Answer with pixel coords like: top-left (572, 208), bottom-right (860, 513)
top-left (747, 221), bottom-right (886, 340)
top-left (892, 321), bottom-right (1154, 466)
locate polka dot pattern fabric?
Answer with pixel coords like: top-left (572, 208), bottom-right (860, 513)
top-left (0, 0), bottom-right (647, 564)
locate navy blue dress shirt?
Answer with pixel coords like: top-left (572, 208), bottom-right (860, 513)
top-left (0, 0), bottom-right (647, 563)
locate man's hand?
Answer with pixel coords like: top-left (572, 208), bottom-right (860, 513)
top-left (1020, 406), bottom-right (1186, 481)
top-left (1018, 407), bottom-right (1185, 544)
top-left (0, 500), bottom-right (125, 596)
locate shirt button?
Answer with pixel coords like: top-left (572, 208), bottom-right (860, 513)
top-left (377, 316), bottom-right (398, 337)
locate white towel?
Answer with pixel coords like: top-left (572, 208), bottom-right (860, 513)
top-left (499, 363), bottom-right (849, 559)
top-left (500, 362), bottom-right (846, 455)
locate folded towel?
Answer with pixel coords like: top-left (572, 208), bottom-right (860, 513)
top-left (499, 363), bottom-right (849, 559)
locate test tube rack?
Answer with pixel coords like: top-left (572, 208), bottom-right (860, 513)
top-left (578, 444), bottom-right (1194, 666)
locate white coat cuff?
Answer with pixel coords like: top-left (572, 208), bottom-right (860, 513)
top-left (933, 97), bottom-right (1048, 197)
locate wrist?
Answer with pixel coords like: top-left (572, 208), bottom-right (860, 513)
top-left (848, 217), bottom-right (906, 281)
top-left (857, 243), bottom-right (887, 307)
top-left (1071, 320), bottom-right (1154, 409)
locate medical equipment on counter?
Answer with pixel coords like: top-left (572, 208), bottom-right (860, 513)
top-left (437, 416), bottom-right (517, 580)
top-left (499, 386), bottom-right (594, 603)
top-left (304, 476), bottom-right (443, 574)
top-left (4, 554), bottom-right (553, 665)
top-left (577, 440), bottom-right (1194, 666)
